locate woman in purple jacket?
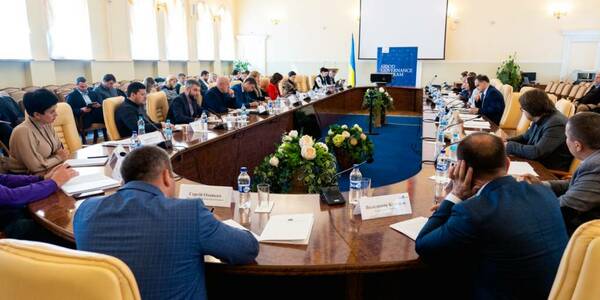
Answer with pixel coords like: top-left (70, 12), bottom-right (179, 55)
top-left (1, 164), bottom-right (77, 245)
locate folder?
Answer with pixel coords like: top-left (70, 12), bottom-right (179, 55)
top-left (258, 213), bottom-right (314, 245)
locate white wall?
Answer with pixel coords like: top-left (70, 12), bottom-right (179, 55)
top-left (235, 0), bottom-right (600, 86)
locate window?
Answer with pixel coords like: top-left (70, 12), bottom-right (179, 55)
top-left (219, 8), bottom-right (235, 61)
top-left (46, 0), bottom-right (93, 59)
top-left (196, 3), bottom-right (214, 61)
top-left (165, 0), bottom-right (188, 60)
top-left (0, 0), bottom-right (32, 59)
top-left (129, 0), bottom-right (159, 60)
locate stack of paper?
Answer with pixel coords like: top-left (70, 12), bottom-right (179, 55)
top-left (66, 157), bottom-right (108, 167)
top-left (61, 173), bottom-right (121, 196)
top-left (258, 213), bottom-right (314, 245)
top-left (390, 217), bottom-right (429, 240)
top-left (508, 161), bottom-right (539, 176)
top-left (463, 121), bottom-right (491, 129)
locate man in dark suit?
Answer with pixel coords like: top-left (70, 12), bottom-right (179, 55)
top-left (575, 72), bottom-right (600, 112)
top-left (175, 72), bottom-right (186, 94)
top-left (0, 95), bottom-right (24, 148)
top-left (66, 77), bottom-right (107, 142)
top-left (74, 146), bottom-right (259, 300)
top-left (167, 80), bottom-right (203, 124)
top-left (416, 133), bottom-right (568, 299)
top-left (505, 89), bottom-right (573, 171)
top-left (469, 75), bottom-right (506, 125)
top-left (231, 77), bottom-right (259, 109)
top-left (115, 82), bottom-right (163, 138)
top-left (524, 112), bottom-right (600, 234)
top-left (202, 77), bottom-right (235, 114)
top-left (199, 70), bottom-right (210, 97)
top-left (93, 73), bottom-right (126, 101)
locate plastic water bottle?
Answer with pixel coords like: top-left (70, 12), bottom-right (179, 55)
top-left (164, 119), bottom-right (173, 141)
top-left (435, 150), bottom-right (450, 183)
top-left (137, 115), bottom-right (145, 135)
top-left (435, 116), bottom-right (448, 155)
top-left (449, 131), bottom-right (460, 162)
top-left (238, 167), bottom-right (251, 210)
top-left (267, 101), bottom-right (274, 114)
top-left (199, 111), bottom-right (208, 131)
top-left (130, 131), bottom-right (141, 149)
top-left (240, 103), bottom-right (247, 117)
top-left (349, 164), bottom-right (363, 204)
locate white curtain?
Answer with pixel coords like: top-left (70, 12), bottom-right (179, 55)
top-left (129, 0), bottom-right (159, 60)
top-left (46, 0), bottom-right (93, 60)
top-left (0, 0), bottom-right (32, 59)
top-left (219, 9), bottom-right (234, 61)
top-left (196, 3), bottom-right (214, 61)
top-left (165, 0), bottom-right (188, 60)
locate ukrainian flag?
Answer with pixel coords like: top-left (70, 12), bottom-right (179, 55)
top-left (348, 34), bottom-right (356, 87)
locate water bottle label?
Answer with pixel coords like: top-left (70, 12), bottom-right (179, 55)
top-left (238, 185), bottom-right (250, 193)
top-left (350, 181), bottom-right (361, 189)
top-left (436, 162), bottom-right (449, 172)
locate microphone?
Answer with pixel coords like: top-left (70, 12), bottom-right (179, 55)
top-left (141, 115), bottom-right (173, 150)
top-left (334, 157), bottom-right (374, 177)
top-left (441, 115), bottom-right (481, 131)
top-left (202, 107), bottom-right (227, 129)
top-left (427, 75), bottom-right (438, 89)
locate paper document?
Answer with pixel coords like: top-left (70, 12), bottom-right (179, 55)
top-left (390, 217), bottom-right (429, 240)
top-left (508, 161), bottom-right (539, 176)
top-left (258, 213), bottom-right (314, 245)
top-left (223, 219), bottom-right (260, 240)
top-left (463, 121), bottom-right (491, 129)
top-left (139, 131), bottom-right (164, 145)
top-left (66, 157), bottom-right (108, 167)
top-left (61, 173), bottom-right (121, 196)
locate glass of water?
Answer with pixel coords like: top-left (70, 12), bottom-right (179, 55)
top-left (360, 178), bottom-right (372, 200)
top-left (257, 183), bottom-right (270, 210)
top-left (225, 114), bottom-right (235, 130)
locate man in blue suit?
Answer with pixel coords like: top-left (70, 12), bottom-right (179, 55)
top-left (231, 77), bottom-right (260, 109)
top-left (66, 77), bottom-right (106, 142)
top-left (74, 146), bottom-right (259, 300)
top-left (167, 79), bottom-right (203, 124)
top-left (416, 133), bottom-right (568, 299)
top-left (202, 76), bottom-right (235, 114)
top-left (469, 75), bottom-right (506, 125)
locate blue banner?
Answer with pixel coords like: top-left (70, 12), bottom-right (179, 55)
top-left (376, 47), bottom-right (418, 87)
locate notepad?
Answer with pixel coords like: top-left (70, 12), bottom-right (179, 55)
top-left (258, 213), bottom-right (314, 245)
top-left (463, 121), bottom-right (491, 129)
top-left (61, 173), bottom-right (121, 196)
top-left (390, 217), bottom-right (429, 240)
top-left (508, 161), bottom-right (539, 176)
top-left (66, 157), bottom-right (108, 167)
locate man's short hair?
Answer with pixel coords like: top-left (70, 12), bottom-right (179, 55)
top-left (232, 70), bottom-right (240, 76)
top-left (177, 73), bottom-right (186, 77)
top-left (120, 146), bottom-right (173, 183)
top-left (243, 77), bottom-right (257, 86)
top-left (457, 133), bottom-right (507, 177)
top-left (468, 72), bottom-right (477, 77)
top-left (242, 70), bottom-right (250, 75)
top-left (519, 89), bottom-right (556, 117)
top-left (76, 76), bottom-right (87, 84)
top-left (23, 89), bottom-right (58, 117)
top-left (288, 71), bottom-right (297, 77)
top-left (461, 71), bottom-right (469, 77)
top-left (200, 70), bottom-right (209, 76)
top-left (567, 112), bottom-right (600, 150)
top-left (103, 74), bottom-right (116, 82)
top-left (320, 67), bottom-right (329, 73)
top-left (127, 82), bottom-right (146, 97)
top-left (475, 75), bottom-right (490, 83)
top-left (185, 79), bottom-right (201, 88)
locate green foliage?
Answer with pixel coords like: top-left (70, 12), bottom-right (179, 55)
top-left (325, 123), bottom-right (374, 163)
top-left (233, 60), bottom-right (251, 72)
top-left (253, 131), bottom-right (337, 194)
top-left (362, 87), bottom-right (395, 126)
top-left (496, 53), bottom-right (522, 90)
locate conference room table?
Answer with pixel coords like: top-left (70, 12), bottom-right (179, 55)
top-left (27, 87), bottom-right (557, 299)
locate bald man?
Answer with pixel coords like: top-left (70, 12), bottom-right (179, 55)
top-left (202, 76), bottom-right (235, 114)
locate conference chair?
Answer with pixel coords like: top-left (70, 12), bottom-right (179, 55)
top-left (0, 87), bottom-right (20, 94)
top-left (53, 102), bottom-right (82, 153)
top-left (102, 96), bottom-right (125, 141)
top-left (545, 82), bottom-right (554, 93)
top-left (8, 91), bottom-right (26, 112)
top-left (548, 93), bottom-right (558, 104)
top-left (43, 85), bottom-right (61, 93)
top-left (309, 75), bottom-right (318, 90)
top-left (500, 84), bottom-right (513, 105)
top-left (490, 78), bottom-right (503, 89)
top-left (146, 91), bottom-right (169, 123)
top-left (500, 92), bottom-right (522, 130)
top-left (60, 83), bottom-right (76, 90)
top-left (0, 239), bottom-right (141, 300)
top-left (574, 84), bottom-right (589, 101)
top-left (549, 220), bottom-right (600, 300)
top-left (559, 84), bottom-right (573, 99)
top-left (231, 80), bottom-right (242, 87)
top-left (519, 86), bottom-right (536, 94)
top-left (515, 113), bottom-right (531, 135)
top-left (294, 75), bottom-right (309, 92)
top-left (568, 85), bottom-right (581, 100)
top-left (57, 90), bottom-right (70, 103)
top-left (549, 159), bottom-right (581, 179)
top-left (550, 82), bottom-right (563, 95)
top-left (556, 99), bottom-right (575, 117)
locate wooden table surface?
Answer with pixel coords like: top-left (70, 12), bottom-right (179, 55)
top-left (27, 87), bottom-right (555, 276)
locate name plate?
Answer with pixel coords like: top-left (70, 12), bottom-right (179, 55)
top-left (179, 184), bottom-right (233, 207)
top-left (257, 105), bottom-right (266, 114)
top-left (359, 193), bottom-right (412, 220)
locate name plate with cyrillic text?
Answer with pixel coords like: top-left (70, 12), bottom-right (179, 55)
top-left (359, 193), bottom-right (412, 220)
top-left (179, 184), bottom-right (233, 207)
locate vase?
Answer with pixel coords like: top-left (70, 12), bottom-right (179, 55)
top-left (334, 147), bottom-right (354, 171)
top-left (381, 110), bottom-right (387, 126)
top-left (289, 170), bottom-right (309, 194)
top-left (373, 114), bottom-right (382, 128)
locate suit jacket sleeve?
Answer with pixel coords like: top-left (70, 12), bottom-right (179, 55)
top-left (480, 92), bottom-right (504, 124)
top-left (195, 201), bottom-right (259, 264)
top-left (119, 106), bottom-right (142, 135)
top-left (507, 129), bottom-right (529, 144)
top-left (548, 179), bottom-right (570, 197)
top-left (505, 123), bottom-right (565, 160)
top-left (0, 175), bottom-right (57, 206)
top-left (551, 169), bottom-right (600, 211)
top-left (578, 87), bottom-right (600, 105)
top-left (415, 200), bottom-right (478, 261)
top-left (170, 98), bottom-right (194, 124)
top-left (66, 91), bottom-right (85, 119)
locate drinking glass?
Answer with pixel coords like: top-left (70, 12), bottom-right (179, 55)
top-left (360, 177), bottom-right (372, 200)
top-left (257, 183), bottom-right (270, 210)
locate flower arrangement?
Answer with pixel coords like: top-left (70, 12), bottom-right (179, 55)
top-left (233, 60), bottom-right (251, 72)
top-left (253, 130), bottom-right (337, 193)
top-left (362, 87), bottom-right (395, 127)
top-left (496, 53), bottom-right (522, 90)
top-left (325, 124), bottom-right (374, 169)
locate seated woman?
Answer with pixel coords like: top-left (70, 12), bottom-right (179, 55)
top-left (459, 76), bottom-right (476, 102)
top-left (0, 164), bottom-right (77, 245)
top-left (144, 77), bottom-right (158, 94)
top-left (7, 89), bottom-right (69, 174)
top-left (161, 75), bottom-right (179, 104)
top-left (267, 73), bottom-right (283, 100)
top-left (505, 89), bottom-right (573, 171)
top-left (248, 71), bottom-right (267, 101)
top-left (282, 71), bottom-right (298, 97)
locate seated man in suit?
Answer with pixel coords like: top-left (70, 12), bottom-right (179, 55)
top-left (241, 70), bottom-right (250, 82)
top-left (0, 95), bottom-right (24, 148)
top-left (93, 74), bottom-right (125, 100)
top-left (115, 82), bottom-right (164, 138)
top-left (167, 79), bottom-right (203, 124)
top-left (416, 133), bottom-right (568, 299)
top-left (198, 70), bottom-right (210, 97)
top-left (175, 72), bottom-right (186, 94)
top-left (523, 112), bottom-right (600, 235)
top-left (504, 89), bottom-right (573, 171)
top-left (232, 77), bottom-right (259, 108)
top-left (66, 77), bottom-right (107, 142)
top-left (575, 72), bottom-right (600, 112)
top-left (202, 76), bottom-right (235, 114)
top-left (313, 67), bottom-right (329, 90)
top-left (468, 75), bottom-right (506, 125)
top-left (74, 146), bottom-right (259, 300)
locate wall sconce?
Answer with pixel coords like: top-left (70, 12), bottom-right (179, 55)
top-left (270, 18), bottom-right (281, 26)
top-left (156, 0), bottom-right (167, 12)
top-left (549, 3), bottom-right (570, 20)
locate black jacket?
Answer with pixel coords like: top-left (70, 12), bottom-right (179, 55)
top-left (66, 88), bottom-right (104, 129)
top-left (167, 93), bottom-right (202, 124)
top-left (202, 87), bottom-right (234, 114)
top-left (0, 96), bottom-right (23, 127)
top-left (115, 98), bottom-right (161, 138)
top-left (579, 85), bottom-right (600, 105)
top-left (476, 85), bottom-right (505, 125)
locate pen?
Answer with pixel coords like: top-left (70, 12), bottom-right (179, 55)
top-left (87, 155), bottom-right (109, 159)
top-left (210, 208), bottom-right (215, 213)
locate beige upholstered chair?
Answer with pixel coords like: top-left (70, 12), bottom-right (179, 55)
top-left (516, 113), bottom-right (531, 135)
top-left (22, 86), bottom-right (40, 92)
top-left (559, 84), bottom-right (573, 99)
top-left (519, 86), bottom-right (536, 94)
top-left (53, 103), bottom-right (82, 153)
top-left (309, 75), bottom-right (318, 90)
top-left (0, 87), bottom-right (20, 94)
top-left (500, 84), bottom-right (513, 105)
top-left (568, 85), bottom-right (581, 100)
top-left (551, 82), bottom-right (563, 94)
top-left (549, 220), bottom-right (600, 300)
top-left (556, 99), bottom-right (575, 117)
top-left (544, 82), bottom-right (554, 93)
top-left (500, 92), bottom-right (522, 130)
top-left (295, 75), bottom-right (310, 92)
top-left (0, 239), bottom-right (140, 300)
top-left (490, 78), bottom-right (503, 89)
top-left (146, 91), bottom-right (169, 123)
top-left (548, 93), bottom-right (558, 104)
top-left (102, 96), bottom-right (125, 141)
top-left (574, 84), bottom-right (589, 100)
